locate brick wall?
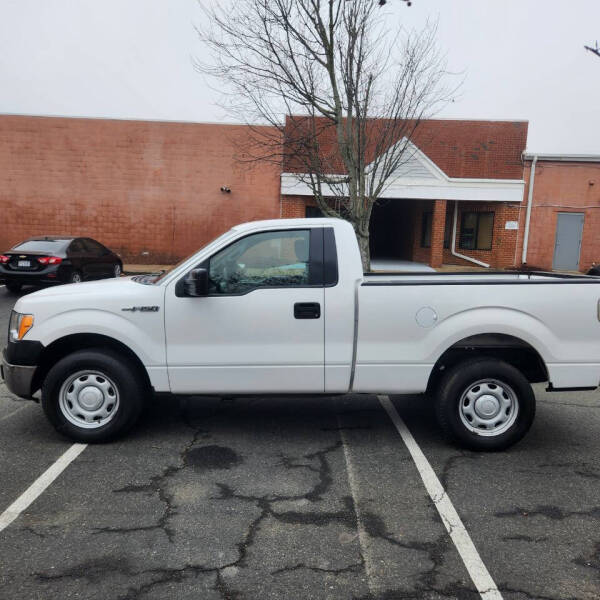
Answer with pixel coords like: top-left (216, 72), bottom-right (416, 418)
top-left (285, 117), bottom-right (528, 179)
top-left (0, 115), bottom-right (281, 263)
top-left (281, 195), bottom-right (312, 218)
top-left (521, 161), bottom-right (600, 272)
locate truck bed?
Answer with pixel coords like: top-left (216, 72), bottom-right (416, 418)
top-left (354, 269), bottom-right (600, 394)
top-left (363, 270), bottom-right (600, 285)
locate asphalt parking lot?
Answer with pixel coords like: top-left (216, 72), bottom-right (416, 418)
top-left (0, 285), bottom-right (599, 600)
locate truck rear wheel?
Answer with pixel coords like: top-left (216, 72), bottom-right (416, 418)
top-left (42, 349), bottom-right (145, 442)
top-left (435, 358), bottom-right (535, 451)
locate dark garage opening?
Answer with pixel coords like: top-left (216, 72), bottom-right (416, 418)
top-left (369, 200), bottom-right (414, 261)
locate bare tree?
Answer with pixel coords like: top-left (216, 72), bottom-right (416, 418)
top-left (585, 41), bottom-right (600, 58)
top-left (198, 0), bottom-right (453, 269)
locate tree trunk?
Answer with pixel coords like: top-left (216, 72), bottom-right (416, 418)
top-left (356, 230), bottom-right (371, 272)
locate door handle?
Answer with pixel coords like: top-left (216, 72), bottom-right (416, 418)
top-left (294, 302), bottom-right (321, 319)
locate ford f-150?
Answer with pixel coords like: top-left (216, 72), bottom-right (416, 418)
top-left (3, 218), bottom-right (600, 450)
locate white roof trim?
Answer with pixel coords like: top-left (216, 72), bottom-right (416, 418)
top-left (282, 139), bottom-right (525, 203)
top-left (523, 153), bottom-right (600, 163)
top-left (281, 173), bottom-right (524, 202)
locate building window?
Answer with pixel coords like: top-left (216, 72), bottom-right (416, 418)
top-left (305, 206), bottom-right (323, 218)
top-left (459, 211), bottom-right (494, 251)
top-left (421, 211), bottom-right (432, 248)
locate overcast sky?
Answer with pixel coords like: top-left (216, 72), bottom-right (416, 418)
top-left (1, 0), bottom-right (599, 154)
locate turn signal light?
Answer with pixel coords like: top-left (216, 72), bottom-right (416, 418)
top-left (0, 255), bottom-right (9, 264)
top-left (18, 315), bottom-right (34, 340)
top-left (37, 256), bottom-right (62, 265)
top-left (9, 312), bottom-right (35, 342)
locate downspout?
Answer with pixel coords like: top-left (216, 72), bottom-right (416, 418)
top-left (521, 155), bottom-right (537, 265)
top-left (451, 202), bottom-right (490, 268)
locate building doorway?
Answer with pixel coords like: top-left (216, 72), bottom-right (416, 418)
top-left (369, 200), bottom-right (414, 262)
top-left (553, 212), bottom-right (584, 271)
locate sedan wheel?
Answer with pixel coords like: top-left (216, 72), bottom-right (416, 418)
top-left (70, 271), bottom-right (82, 283)
top-left (114, 264), bottom-right (122, 278)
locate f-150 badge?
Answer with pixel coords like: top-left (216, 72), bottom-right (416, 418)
top-left (121, 306), bottom-right (160, 312)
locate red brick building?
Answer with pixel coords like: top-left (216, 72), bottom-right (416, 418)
top-left (281, 118), bottom-right (528, 269)
top-left (0, 115), bottom-right (281, 263)
top-left (519, 155), bottom-right (600, 272)
top-left (0, 114), bottom-right (598, 271)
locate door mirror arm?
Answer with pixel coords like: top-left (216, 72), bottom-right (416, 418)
top-left (184, 268), bottom-right (209, 297)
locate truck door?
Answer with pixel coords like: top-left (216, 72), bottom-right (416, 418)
top-left (165, 228), bottom-right (325, 394)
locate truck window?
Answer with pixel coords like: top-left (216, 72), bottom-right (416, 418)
top-left (208, 230), bottom-right (311, 294)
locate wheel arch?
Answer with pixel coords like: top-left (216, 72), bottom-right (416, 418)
top-left (427, 333), bottom-right (549, 393)
top-left (32, 333), bottom-right (152, 395)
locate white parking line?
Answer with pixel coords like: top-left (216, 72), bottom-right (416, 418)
top-left (378, 395), bottom-right (503, 600)
top-left (0, 443), bottom-right (87, 533)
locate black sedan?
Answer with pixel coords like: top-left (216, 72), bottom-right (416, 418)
top-left (0, 237), bottom-right (123, 293)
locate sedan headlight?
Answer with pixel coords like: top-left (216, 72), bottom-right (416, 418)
top-left (8, 311), bottom-right (34, 342)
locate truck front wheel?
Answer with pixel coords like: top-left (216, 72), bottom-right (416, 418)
top-left (41, 349), bottom-right (145, 442)
top-left (435, 358), bottom-right (535, 451)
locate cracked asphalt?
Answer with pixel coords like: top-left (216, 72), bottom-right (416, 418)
top-left (1, 286), bottom-right (599, 599)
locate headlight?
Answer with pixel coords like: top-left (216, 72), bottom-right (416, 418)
top-left (8, 311), bottom-right (34, 342)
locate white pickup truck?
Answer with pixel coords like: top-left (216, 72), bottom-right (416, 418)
top-left (3, 218), bottom-right (600, 450)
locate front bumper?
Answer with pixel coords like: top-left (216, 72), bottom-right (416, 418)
top-left (1, 349), bottom-right (36, 399)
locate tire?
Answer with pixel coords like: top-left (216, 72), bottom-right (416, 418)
top-left (434, 358), bottom-right (535, 451)
top-left (5, 282), bottom-right (22, 293)
top-left (69, 270), bottom-right (82, 284)
top-left (113, 263), bottom-right (122, 278)
top-left (41, 349), bottom-right (145, 442)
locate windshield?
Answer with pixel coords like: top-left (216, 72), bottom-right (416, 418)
top-left (136, 230), bottom-right (235, 284)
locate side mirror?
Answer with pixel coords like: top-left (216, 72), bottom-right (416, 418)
top-left (184, 268), bottom-right (209, 297)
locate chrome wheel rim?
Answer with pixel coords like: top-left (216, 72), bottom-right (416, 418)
top-left (458, 378), bottom-right (519, 437)
top-left (58, 370), bottom-right (120, 429)
top-left (71, 272), bottom-right (82, 283)
top-left (114, 264), bottom-right (121, 277)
